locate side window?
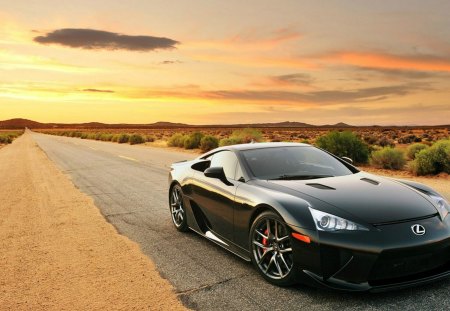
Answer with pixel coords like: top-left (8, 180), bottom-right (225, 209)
top-left (209, 151), bottom-right (238, 180)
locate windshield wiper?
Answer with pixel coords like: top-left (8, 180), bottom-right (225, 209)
top-left (270, 174), bottom-right (334, 180)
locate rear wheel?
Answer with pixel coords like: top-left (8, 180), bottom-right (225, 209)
top-left (170, 184), bottom-right (188, 232)
top-left (250, 211), bottom-right (297, 286)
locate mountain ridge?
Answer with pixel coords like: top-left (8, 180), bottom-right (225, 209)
top-left (0, 118), bottom-right (448, 129)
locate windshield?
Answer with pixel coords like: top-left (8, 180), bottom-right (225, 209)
top-left (241, 146), bottom-right (354, 180)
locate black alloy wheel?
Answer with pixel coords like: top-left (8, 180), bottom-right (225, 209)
top-left (170, 184), bottom-right (188, 232)
top-left (250, 211), bottom-right (297, 286)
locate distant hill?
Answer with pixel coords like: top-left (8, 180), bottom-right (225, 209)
top-left (321, 122), bottom-right (354, 128)
top-left (0, 118), bottom-right (47, 129)
top-left (0, 118), bottom-right (189, 129)
top-left (0, 118), bottom-right (448, 129)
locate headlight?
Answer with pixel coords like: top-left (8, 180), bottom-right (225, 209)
top-left (309, 208), bottom-right (368, 231)
top-left (429, 194), bottom-right (450, 219)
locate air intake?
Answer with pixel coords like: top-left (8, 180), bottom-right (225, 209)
top-left (306, 183), bottom-right (335, 190)
top-left (360, 178), bottom-right (380, 185)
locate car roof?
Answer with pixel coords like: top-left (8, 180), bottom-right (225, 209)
top-left (200, 142), bottom-right (311, 158)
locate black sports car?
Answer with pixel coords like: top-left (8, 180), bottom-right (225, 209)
top-left (168, 142), bottom-right (450, 291)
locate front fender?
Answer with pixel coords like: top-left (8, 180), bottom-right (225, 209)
top-left (392, 178), bottom-right (441, 196)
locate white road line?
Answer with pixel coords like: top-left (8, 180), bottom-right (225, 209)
top-left (89, 146), bottom-right (98, 150)
top-left (118, 155), bottom-right (139, 162)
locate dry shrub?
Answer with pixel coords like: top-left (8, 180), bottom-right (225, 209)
top-left (370, 147), bottom-right (406, 170)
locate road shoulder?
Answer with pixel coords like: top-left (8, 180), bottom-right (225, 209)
top-left (0, 133), bottom-right (187, 310)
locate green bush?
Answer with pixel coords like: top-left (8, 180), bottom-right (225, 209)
top-left (200, 135), bottom-right (219, 152)
top-left (94, 132), bottom-right (103, 140)
top-left (370, 147), bottom-right (406, 170)
top-left (184, 132), bottom-right (204, 149)
top-left (167, 133), bottom-right (187, 147)
top-left (398, 134), bottom-right (421, 144)
top-left (99, 133), bottom-right (113, 141)
top-left (407, 143), bottom-right (428, 160)
top-left (378, 137), bottom-right (395, 148)
top-left (0, 135), bottom-right (12, 144)
top-left (232, 128), bottom-right (263, 143)
top-left (117, 134), bottom-right (130, 144)
top-left (411, 139), bottom-right (450, 175)
top-left (316, 131), bottom-right (369, 164)
top-left (129, 134), bottom-right (145, 145)
top-left (219, 128), bottom-right (263, 146)
top-left (219, 137), bottom-right (242, 146)
top-left (80, 133), bottom-right (88, 139)
top-left (0, 131), bottom-right (23, 144)
top-left (111, 134), bottom-right (120, 142)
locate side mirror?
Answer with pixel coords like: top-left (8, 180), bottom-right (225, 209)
top-left (341, 157), bottom-right (353, 164)
top-left (204, 167), bottom-right (233, 186)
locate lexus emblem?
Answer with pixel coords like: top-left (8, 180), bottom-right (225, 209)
top-left (411, 224), bottom-right (425, 236)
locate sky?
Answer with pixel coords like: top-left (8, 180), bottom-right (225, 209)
top-left (0, 0), bottom-right (449, 125)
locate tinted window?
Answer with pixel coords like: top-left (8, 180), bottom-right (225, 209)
top-left (241, 146), bottom-right (353, 179)
top-left (210, 151), bottom-right (238, 180)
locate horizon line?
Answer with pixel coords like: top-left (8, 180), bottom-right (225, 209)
top-left (0, 117), bottom-right (449, 128)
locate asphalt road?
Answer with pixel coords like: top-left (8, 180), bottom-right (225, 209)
top-left (31, 131), bottom-right (450, 311)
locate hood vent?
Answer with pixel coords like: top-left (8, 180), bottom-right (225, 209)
top-left (360, 178), bottom-right (380, 185)
top-left (306, 183), bottom-right (335, 190)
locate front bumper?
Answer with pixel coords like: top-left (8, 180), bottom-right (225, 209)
top-left (292, 214), bottom-right (450, 291)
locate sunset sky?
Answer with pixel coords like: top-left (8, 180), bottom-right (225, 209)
top-left (1, 1), bottom-right (449, 125)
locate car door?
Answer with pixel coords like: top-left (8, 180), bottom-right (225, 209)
top-left (191, 150), bottom-right (239, 242)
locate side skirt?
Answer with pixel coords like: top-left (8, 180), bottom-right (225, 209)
top-left (189, 227), bottom-right (251, 262)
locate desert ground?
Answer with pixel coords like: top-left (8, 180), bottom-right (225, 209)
top-left (0, 132), bottom-right (187, 310)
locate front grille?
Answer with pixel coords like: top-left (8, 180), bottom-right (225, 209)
top-left (372, 213), bottom-right (438, 227)
top-left (369, 239), bottom-right (450, 286)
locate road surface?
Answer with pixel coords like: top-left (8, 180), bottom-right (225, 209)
top-left (31, 131), bottom-right (450, 311)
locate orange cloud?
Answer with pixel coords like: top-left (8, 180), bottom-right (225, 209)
top-left (328, 52), bottom-right (450, 72)
top-left (186, 27), bottom-right (301, 52)
top-left (190, 52), bottom-right (317, 69)
top-left (226, 27), bottom-right (301, 48)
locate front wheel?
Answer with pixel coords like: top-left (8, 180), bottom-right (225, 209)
top-left (169, 184), bottom-right (188, 232)
top-left (250, 211), bottom-right (297, 286)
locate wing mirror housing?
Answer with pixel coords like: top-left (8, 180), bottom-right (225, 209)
top-left (341, 156), bottom-right (353, 164)
top-left (204, 167), bottom-right (233, 186)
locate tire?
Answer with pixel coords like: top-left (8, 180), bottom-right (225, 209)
top-left (169, 184), bottom-right (189, 232)
top-left (249, 211), bottom-right (298, 286)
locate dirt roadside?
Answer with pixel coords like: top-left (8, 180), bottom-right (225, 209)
top-left (0, 133), bottom-right (187, 310)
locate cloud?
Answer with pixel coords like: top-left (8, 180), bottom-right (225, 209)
top-left (185, 26), bottom-right (302, 53)
top-left (324, 52), bottom-right (450, 72)
top-left (160, 60), bottom-right (182, 65)
top-left (228, 27), bottom-right (301, 47)
top-left (34, 28), bottom-right (179, 51)
top-left (81, 88), bottom-right (114, 93)
top-left (203, 84), bottom-right (421, 104)
top-left (356, 67), bottom-right (442, 79)
top-left (271, 73), bottom-right (314, 86)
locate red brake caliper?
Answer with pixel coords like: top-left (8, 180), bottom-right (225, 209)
top-left (262, 229), bottom-right (269, 253)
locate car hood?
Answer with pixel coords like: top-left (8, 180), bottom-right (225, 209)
top-left (266, 172), bottom-right (438, 224)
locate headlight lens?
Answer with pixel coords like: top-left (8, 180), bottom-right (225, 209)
top-left (309, 208), bottom-right (368, 231)
top-left (429, 194), bottom-right (450, 219)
